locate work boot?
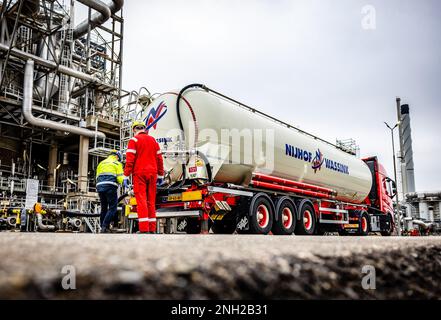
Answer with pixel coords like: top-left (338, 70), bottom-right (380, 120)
top-left (100, 227), bottom-right (110, 234)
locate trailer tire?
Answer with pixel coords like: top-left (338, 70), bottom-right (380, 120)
top-left (248, 194), bottom-right (274, 235)
top-left (338, 229), bottom-right (348, 236)
top-left (272, 198), bottom-right (296, 235)
top-left (358, 211), bottom-right (370, 236)
top-left (295, 203), bottom-right (316, 235)
top-left (186, 218), bottom-right (201, 234)
top-left (211, 220), bottom-right (236, 234)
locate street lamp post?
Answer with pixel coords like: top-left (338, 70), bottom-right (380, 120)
top-left (385, 122), bottom-right (402, 236)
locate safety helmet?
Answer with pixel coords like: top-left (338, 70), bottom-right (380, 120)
top-left (132, 120), bottom-right (146, 131)
top-left (110, 150), bottom-right (123, 162)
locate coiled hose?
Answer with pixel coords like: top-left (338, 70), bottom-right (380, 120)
top-left (165, 84), bottom-right (213, 191)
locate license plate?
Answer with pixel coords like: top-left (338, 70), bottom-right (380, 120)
top-left (167, 194), bottom-right (182, 202)
top-left (344, 224), bottom-right (359, 229)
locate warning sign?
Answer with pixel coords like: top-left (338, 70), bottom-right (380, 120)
top-left (25, 179), bottom-right (39, 210)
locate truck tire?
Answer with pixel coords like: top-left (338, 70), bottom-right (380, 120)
top-left (248, 194), bottom-right (274, 235)
top-left (338, 229), bottom-right (348, 236)
top-left (186, 218), bottom-right (201, 234)
top-left (358, 211), bottom-right (370, 236)
top-left (211, 220), bottom-right (236, 234)
top-left (295, 203), bottom-right (316, 235)
top-left (272, 198), bottom-right (296, 235)
top-left (381, 213), bottom-right (394, 237)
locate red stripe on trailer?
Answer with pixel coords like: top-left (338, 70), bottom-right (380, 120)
top-left (253, 173), bottom-right (336, 195)
top-left (251, 180), bottom-right (332, 199)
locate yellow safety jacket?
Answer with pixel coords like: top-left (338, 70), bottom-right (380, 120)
top-left (96, 155), bottom-right (124, 189)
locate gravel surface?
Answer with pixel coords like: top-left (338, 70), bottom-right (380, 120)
top-left (0, 233), bottom-right (440, 299)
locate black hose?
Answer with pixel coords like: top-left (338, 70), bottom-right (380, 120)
top-left (118, 193), bottom-right (129, 203)
top-left (176, 83), bottom-right (207, 134)
top-left (196, 150), bottom-right (213, 183)
top-left (164, 84), bottom-right (215, 191)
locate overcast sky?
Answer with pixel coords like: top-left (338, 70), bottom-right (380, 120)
top-left (118, 0), bottom-right (441, 191)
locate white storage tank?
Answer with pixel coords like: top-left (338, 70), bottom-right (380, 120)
top-left (142, 88), bottom-right (372, 204)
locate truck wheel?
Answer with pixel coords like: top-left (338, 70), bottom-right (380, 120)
top-left (211, 220), bottom-right (236, 234)
top-left (338, 229), bottom-right (348, 236)
top-left (381, 214), bottom-right (394, 237)
top-left (295, 203), bottom-right (316, 235)
top-left (186, 218), bottom-right (201, 234)
top-left (358, 211), bottom-right (370, 236)
top-left (272, 198), bottom-right (296, 235)
top-left (248, 195), bottom-right (274, 235)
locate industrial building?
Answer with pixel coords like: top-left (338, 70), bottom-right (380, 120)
top-left (0, 0), bottom-right (136, 231)
top-left (395, 99), bottom-right (440, 234)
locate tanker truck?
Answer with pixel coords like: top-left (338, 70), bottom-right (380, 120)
top-left (125, 84), bottom-right (396, 236)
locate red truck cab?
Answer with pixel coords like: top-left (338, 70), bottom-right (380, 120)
top-left (362, 157), bottom-right (396, 236)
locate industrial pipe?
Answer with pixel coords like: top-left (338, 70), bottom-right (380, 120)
top-left (36, 213), bottom-right (55, 231)
top-left (412, 220), bottom-right (435, 230)
top-left (73, 0), bottom-right (111, 39)
top-left (23, 60), bottom-right (106, 139)
top-left (6, 216), bottom-right (17, 227)
top-left (0, 43), bottom-right (116, 91)
top-left (406, 192), bottom-right (441, 200)
top-left (74, 0), bottom-right (124, 39)
top-left (68, 218), bottom-right (83, 229)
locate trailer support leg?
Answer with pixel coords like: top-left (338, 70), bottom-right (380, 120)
top-left (201, 212), bottom-right (210, 234)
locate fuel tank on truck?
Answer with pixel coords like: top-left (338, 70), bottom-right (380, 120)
top-left (141, 87), bottom-right (372, 204)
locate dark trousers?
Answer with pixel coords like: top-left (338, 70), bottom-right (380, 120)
top-left (98, 186), bottom-right (118, 229)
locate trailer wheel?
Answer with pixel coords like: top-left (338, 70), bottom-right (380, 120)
top-left (211, 220), bottom-right (236, 234)
top-left (381, 213), bottom-right (394, 237)
top-left (248, 194), bottom-right (274, 235)
top-left (358, 211), bottom-right (370, 236)
top-left (295, 203), bottom-right (316, 235)
top-left (272, 198), bottom-right (296, 235)
top-left (338, 229), bottom-right (348, 236)
top-left (186, 218), bottom-right (201, 234)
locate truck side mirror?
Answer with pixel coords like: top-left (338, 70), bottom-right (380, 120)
top-left (390, 179), bottom-right (397, 198)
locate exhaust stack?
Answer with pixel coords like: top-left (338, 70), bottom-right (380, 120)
top-left (396, 98), bottom-right (416, 196)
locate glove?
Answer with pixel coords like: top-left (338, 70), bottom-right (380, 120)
top-left (157, 177), bottom-right (164, 187)
top-left (123, 178), bottom-right (129, 189)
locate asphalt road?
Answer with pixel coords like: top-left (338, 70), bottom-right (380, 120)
top-left (0, 233), bottom-right (440, 299)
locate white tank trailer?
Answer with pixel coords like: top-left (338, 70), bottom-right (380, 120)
top-left (142, 87), bottom-right (372, 204)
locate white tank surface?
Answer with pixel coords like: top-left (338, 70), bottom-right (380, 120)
top-left (141, 88), bottom-right (372, 204)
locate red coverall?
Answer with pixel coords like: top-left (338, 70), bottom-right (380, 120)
top-left (124, 132), bottom-right (164, 233)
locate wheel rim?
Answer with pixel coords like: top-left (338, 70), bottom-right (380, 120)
top-left (257, 205), bottom-right (269, 229)
top-left (361, 216), bottom-right (368, 233)
top-left (282, 207), bottom-right (293, 229)
top-left (304, 210), bottom-right (313, 231)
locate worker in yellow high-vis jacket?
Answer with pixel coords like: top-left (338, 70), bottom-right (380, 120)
top-left (96, 150), bottom-right (127, 233)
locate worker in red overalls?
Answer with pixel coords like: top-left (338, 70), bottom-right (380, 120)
top-left (124, 121), bottom-right (164, 234)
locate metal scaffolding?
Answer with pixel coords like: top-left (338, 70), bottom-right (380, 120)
top-left (0, 0), bottom-right (125, 212)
